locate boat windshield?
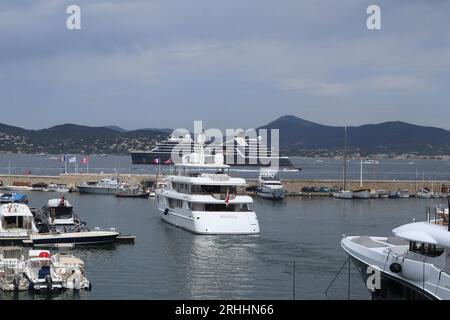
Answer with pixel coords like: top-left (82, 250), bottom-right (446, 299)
top-left (2, 216), bottom-right (33, 229)
top-left (49, 206), bottom-right (74, 219)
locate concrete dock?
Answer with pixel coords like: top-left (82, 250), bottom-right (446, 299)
top-left (1, 173), bottom-right (448, 196)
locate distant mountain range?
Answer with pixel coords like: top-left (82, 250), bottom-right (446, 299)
top-left (0, 123), bottom-right (169, 154)
top-left (259, 115), bottom-right (450, 156)
top-left (0, 116), bottom-right (449, 156)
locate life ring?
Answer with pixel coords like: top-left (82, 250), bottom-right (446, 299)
top-left (163, 208), bottom-right (169, 216)
top-left (389, 262), bottom-right (402, 273)
top-left (39, 251), bottom-right (50, 258)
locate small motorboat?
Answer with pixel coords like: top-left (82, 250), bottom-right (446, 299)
top-left (0, 193), bottom-right (28, 204)
top-left (377, 190), bottom-right (389, 198)
top-left (32, 197), bottom-right (120, 245)
top-left (115, 183), bottom-right (150, 198)
top-left (1, 248), bottom-right (91, 292)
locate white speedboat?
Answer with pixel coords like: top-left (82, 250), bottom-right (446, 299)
top-left (256, 172), bottom-right (286, 200)
top-left (155, 133), bottom-right (260, 235)
top-left (76, 178), bottom-right (119, 195)
top-left (353, 188), bottom-right (371, 199)
top-left (0, 203), bottom-right (38, 239)
top-left (342, 206), bottom-right (450, 300)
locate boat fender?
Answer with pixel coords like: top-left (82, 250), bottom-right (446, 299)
top-left (89, 282), bottom-right (92, 291)
top-left (389, 262), bottom-right (402, 273)
top-left (164, 208), bottom-right (169, 216)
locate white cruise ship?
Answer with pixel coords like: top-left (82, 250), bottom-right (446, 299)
top-left (155, 134), bottom-right (260, 235)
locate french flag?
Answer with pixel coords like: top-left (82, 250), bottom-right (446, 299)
top-left (59, 155), bottom-right (66, 162)
top-left (152, 158), bottom-right (160, 164)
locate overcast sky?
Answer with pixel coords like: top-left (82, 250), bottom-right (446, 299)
top-left (0, 0), bottom-right (449, 130)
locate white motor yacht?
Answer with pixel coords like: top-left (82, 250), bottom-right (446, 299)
top-left (155, 133), bottom-right (260, 235)
top-left (342, 205), bottom-right (450, 300)
top-left (256, 172), bottom-right (286, 200)
top-left (76, 178), bottom-right (119, 195)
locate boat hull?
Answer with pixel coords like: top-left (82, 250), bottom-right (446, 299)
top-left (115, 193), bottom-right (150, 198)
top-left (256, 188), bottom-right (285, 200)
top-left (354, 190), bottom-right (370, 199)
top-left (77, 186), bottom-right (118, 195)
top-left (131, 151), bottom-right (294, 168)
top-left (348, 255), bottom-right (434, 300)
top-left (30, 231), bottom-right (119, 245)
top-left (157, 207), bottom-right (260, 235)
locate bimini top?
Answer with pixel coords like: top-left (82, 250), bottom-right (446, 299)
top-left (0, 203), bottom-right (33, 217)
top-left (392, 221), bottom-right (450, 247)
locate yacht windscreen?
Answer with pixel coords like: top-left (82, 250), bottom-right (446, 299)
top-left (54, 206), bottom-right (73, 219)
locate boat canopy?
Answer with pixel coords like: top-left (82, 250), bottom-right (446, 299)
top-left (393, 221), bottom-right (450, 247)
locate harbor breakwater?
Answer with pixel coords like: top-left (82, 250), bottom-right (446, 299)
top-left (1, 173), bottom-right (448, 195)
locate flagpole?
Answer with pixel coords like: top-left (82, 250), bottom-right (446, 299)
top-left (87, 157), bottom-right (89, 174)
top-left (64, 155), bottom-right (67, 174)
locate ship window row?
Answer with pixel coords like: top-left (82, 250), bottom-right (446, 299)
top-left (409, 241), bottom-right (444, 257)
top-left (171, 183), bottom-right (240, 197)
top-left (162, 197), bottom-right (251, 212)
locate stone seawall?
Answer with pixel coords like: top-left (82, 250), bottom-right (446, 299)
top-left (1, 174), bottom-right (448, 194)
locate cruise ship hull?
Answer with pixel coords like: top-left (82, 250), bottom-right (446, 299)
top-left (131, 151), bottom-right (294, 168)
top-left (157, 207), bottom-right (260, 235)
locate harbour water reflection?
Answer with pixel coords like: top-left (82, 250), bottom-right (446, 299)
top-left (1, 191), bottom-right (442, 300)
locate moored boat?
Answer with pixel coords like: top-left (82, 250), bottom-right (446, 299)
top-left (115, 183), bottom-right (150, 198)
top-left (76, 178), bottom-right (119, 195)
top-left (256, 172), bottom-right (286, 200)
top-left (341, 205), bottom-right (450, 300)
top-left (353, 188), bottom-right (371, 199)
top-left (155, 133), bottom-right (260, 235)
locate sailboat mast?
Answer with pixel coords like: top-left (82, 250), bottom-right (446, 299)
top-left (343, 126), bottom-right (347, 190)
top-left (360, 158), bottom-right (363, 188)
